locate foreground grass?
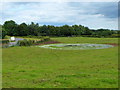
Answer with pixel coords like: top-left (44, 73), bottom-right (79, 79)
top-left (2, 37), bottom-right (118, 88)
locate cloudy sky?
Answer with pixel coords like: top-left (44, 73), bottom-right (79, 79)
top-left (0, 2), bottom-right (118, 30)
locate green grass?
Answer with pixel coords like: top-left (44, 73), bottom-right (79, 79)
top-left (20, 37), bottom-right (41, 40)
top-left (2, 37), bottom-right (118, 88)
top-left (51, 37), bottom-right (118, 44)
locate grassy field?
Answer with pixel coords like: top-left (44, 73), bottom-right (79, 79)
top-left (2, 37), bottom-right (118, 88)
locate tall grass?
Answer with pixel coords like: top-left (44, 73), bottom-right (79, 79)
top-left (17, 40), bottom-right (35, 46)
top-left (17, 37), bottom-right (50, 46)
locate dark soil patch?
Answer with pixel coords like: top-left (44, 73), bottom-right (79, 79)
top-left (105, 43), bottom-right (118, 47)
top-left (35, 40), bottom-right (61, 45)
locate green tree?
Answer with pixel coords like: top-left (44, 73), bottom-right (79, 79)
top-left (39, 25), bottom-right (48, 36)
top-left (60, 25), bottom-right (74, 36)
top-left (72, 25), bottom-right (82, 35)
top-left (17, 23), bottom-right (29, 36)
top-left (0, 27), bottom-right (6, 39)
top-left (3, 20), bottom-right (17, 36)
top-left (28, 22), bottom-right (39, 36)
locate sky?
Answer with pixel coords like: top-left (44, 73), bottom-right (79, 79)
top-left (0, 1), bottom-right (118, 30)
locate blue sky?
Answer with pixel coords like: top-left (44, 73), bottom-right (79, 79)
top-left (0, 2), bottom-right (118, 30)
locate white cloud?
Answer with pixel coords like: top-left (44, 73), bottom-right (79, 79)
top-left (0, 2), bottom-right (118, 30)
top-left (75, 15), bottom-right (118, 29)
top-left (94, 14), bottom-right (104, 17)
top-left (1, 0), bottom-right (119, 2)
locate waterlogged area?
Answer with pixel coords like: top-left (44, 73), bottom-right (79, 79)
top-left (39, 43), bottom-right (114, 50)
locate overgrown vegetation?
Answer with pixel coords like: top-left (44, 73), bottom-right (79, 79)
top-left (17, 40), bottom-right (35, 46)
top-left (1, 20), bottom-right (119, 38)
top-left (0, 39), bottom-right (9, 44)
top-left (17, 36), bottom-right (50, 46)
top-left (0, 39), bottom-right (9, 48)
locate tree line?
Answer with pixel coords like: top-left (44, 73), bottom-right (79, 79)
top-left (1, 20), bottom-right (119, 39)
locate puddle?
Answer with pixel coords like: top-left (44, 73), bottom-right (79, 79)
top-left (38, 43), bottom-right (114, 50)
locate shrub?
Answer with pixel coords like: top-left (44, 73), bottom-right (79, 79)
top-left (4, 35), bottom-right (10, 39)
top-left (0, 39), bottom-right (9, 44)
top-left (111, 34), bottom-right (120, 38)
top-left (0, 28), bottom-right (7, 39)
top-left (17, 36), bottom-right (51, 46)
top-left (42, 36), bottom-right (50, 41)
top-left (17, 39), bottom-right (35, 46)
top-left (23, 35), bottom-right (43, 39)
top-left (35, 36), bottom-right (43, 39)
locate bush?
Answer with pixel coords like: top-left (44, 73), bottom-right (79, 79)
top-left (0, 28), bottom-right (7, 39)
top-left (22, 36), bottom-right (50, 40)
top-left (111, 34), bottom-right (120, 38)
top-left (17, 39), bottom-right (35, 46)
top-left (23, 35), bottom-right (43, 39)
top-left (42, 36), bottom-right (50, 41)
top-left (35, 36), bottom-right (43, 39)
top-left (17, 36), bottom-right (51, 46)
top-left (4, 35), bottom-right (11, 39)
top-left (0, 39), bottom-right (9, 44)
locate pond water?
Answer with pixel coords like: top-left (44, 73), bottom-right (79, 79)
top-left (38, 43), bottom-right (114, 50)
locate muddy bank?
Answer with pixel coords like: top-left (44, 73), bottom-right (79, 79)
top-left (106, 43), bottom-right (118, 47)
top-left (36, 41), bottom-right (118, 47)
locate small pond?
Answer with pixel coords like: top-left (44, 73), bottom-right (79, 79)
top-left (38, 43), bottom-right (114, 50)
